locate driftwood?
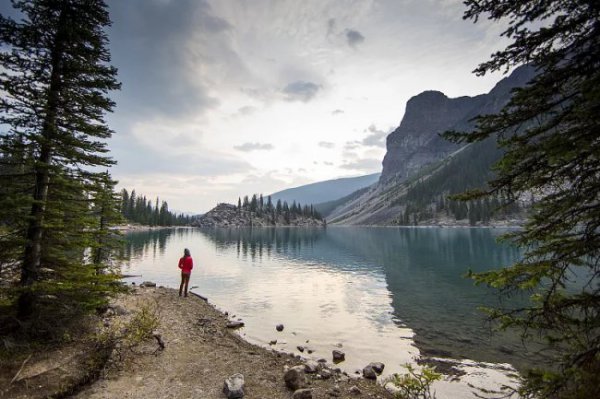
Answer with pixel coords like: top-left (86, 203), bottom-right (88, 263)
top-left (10, 354), bottom-right (32, 384)
top-left (189, 291), bottom-right (208, 301)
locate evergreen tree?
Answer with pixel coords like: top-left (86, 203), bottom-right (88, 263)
top-left (0, 0), bottom-right (122, 322)
top-left (446, 1), bottom-right (600, 397)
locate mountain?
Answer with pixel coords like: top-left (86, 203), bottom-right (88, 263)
top-left (381, 65), bottom-right (536, 182)
top-left (329, 65), bottom-right (536, 225)
top-left (269, 173), bottom-right (380, 205)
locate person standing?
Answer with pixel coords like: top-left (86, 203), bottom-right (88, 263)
top-left (178, 248), bottom-right (193, 297)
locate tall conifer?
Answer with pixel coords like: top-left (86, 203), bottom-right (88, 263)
top-left (0, 0), bottom-right (121, 322)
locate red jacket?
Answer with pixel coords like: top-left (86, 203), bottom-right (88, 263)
top-left (178, 256), bottom-right (193, 274)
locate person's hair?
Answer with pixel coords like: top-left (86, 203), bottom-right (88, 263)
top-left (184, 248), bottom-right (191, 257)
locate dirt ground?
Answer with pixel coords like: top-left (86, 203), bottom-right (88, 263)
top-left (0, 286), bottom-right (395, 399)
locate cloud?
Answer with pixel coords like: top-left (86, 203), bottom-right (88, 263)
top-left (361, 124), bottom-right (390, 147)
top-left (345, 29), bottom-right (365, 48)
top-left (318, 141), bottom-right (335, 149)
top-left (326, 18), bottom-right (336, 36)
top-left (234, 142), bottom-right (275, 152)
top-left (237, 106), bottom-right (257, 116)
top-left (331, 109), bottom-right (344, 115)
top-left (283, 81), bottom-right (322, 102)
top-left (108, 0), bottom-right (247, 120)
top-left (344, 141), bottom-right (361, 150)
top-left (340, 158), bottom-right (381, 172)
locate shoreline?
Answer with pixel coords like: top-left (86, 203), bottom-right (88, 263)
top-left (1, 287), bottom-right (396, 399)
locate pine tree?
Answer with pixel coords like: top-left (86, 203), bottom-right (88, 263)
top-left (445, 1), bottom-right (600, 397)
top-left (0, 0), bottom-right (122, 323)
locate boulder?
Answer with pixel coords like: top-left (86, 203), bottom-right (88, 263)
top-left (369, 362), bottom-right (385, 374)
top-left (276, 324), bottom-right (284, 332)
top-left (332, 350), bottom-right (345, 363)
top-left (223, 373), bottom-right (245, 399)
top-left (284, 365), bottom-right (306, 390)
top-left (304, 360), bottom-right (320, 374)
top-left (292, 388), bottom-right (313, 399)
top-left (362, 365), bottom-right (377, 380)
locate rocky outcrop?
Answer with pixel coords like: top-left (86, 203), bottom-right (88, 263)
top-left (380, 65), bottom-right (536, 182)
top-left (327, 66), bottom-right (536, 226)
top-left (192, 203), bottom-right (325, 228)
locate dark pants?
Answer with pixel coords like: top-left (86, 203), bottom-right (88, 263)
top-left (179, 272), bottom-right (190, 297)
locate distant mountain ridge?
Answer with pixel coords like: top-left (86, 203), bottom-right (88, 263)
top-left (269, 173), bottom-right (380, 206)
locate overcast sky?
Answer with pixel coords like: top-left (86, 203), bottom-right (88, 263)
top-left (4, 0), bottom-right (512, 213)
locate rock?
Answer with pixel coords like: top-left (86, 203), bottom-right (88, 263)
top-left (362, 365), bottom-right (377, 380)
top-left (140, 281), bottom-right (156, 287)
top-left (349, 386), bottom-right (361, 395)
top-left (276, 324), bottom-right (284, 332)
top-left (320, 369), bottom-right (333, 379)
top-left (110, 305), bottom-right (129, 315)
top-left (307, 349), bottom-right (314, 354)
top-left (223, 373), bottom-right (245, 399)
top-left (317, 358), bottom-right (327, 363)
top-left (369, 362), bottom-right (385, 374)
top-left (284, 366), bottom-right (306, 390)
top-left (384, 381), bottom-right (401, 396)
top-left (297, 345), bottom-right (305, 352)
top-left (304, 360), bottom-right (320, 374)
top-left (269, 340), bottom-right (277, 345)
top-left (292, 388), bottom-right (313, 399)
top-left (226, 321), bottom-right (245, 329)
top-left (332, 350), bottom-right (345, 363)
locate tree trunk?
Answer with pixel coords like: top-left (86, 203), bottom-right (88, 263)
top-left (18, 8), bottom-right (67, 319)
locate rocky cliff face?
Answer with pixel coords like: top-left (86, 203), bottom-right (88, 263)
top-left (380, 65), bottom-right (536, 182)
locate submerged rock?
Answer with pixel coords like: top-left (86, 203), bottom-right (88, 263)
top-left (223, 373), bottom-right (245, 398)
top-left (332, 350), bottom-right (345, 363)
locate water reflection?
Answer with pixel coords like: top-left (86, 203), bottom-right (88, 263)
top-left (123, 227), bottom-right (537, 372)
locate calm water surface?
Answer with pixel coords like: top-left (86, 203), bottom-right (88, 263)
top-left (121, 226), bottom-right (531, 375)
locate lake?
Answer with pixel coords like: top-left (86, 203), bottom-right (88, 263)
top-left (120, 226), bottom-right (533, 383)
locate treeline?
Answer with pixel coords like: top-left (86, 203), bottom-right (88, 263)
top-left (120, 189), bottom-right (192, 226)
top-left (237, 193), bottom-right (323, 221)
top-left (393, 137), bottom-right (522, 225)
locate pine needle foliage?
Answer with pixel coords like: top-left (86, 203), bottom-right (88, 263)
top-left (445, 1), bottom-right (600, 397)
top-left (0, 0), bottom-right (124, 334)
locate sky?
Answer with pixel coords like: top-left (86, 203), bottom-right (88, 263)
top-left (3, 0), bottom-right (512, 214)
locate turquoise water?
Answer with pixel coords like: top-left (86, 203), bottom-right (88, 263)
top-left (121, 226), bottom-right (535, 374)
